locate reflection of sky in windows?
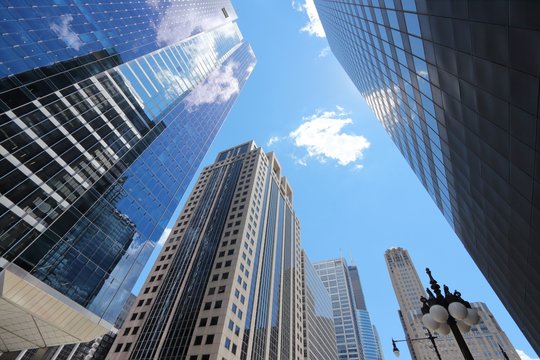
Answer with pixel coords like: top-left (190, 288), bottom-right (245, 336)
top-left (117, 23), bottom-right (243, 120)
top-left (317, 2), bottom-right (456, 224)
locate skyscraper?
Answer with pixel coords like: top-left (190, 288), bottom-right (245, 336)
top-left (0, 1), bottom-right (255, 353)
top-left (349, 265), bottom-right (385, 360)
top-left (385, 247), bottom-right (520, 360)
top-left (313, 0), bottom-right (540, 353)
top-left (108, 142), bottom-right (305, 360)
top-left (301, 251), bottom-right (338, 360)
top-left (313, 259), bottom-right (363, 360)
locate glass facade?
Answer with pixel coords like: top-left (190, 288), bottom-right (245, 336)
top-left (349, 265), bottom-right (383, 360)
top-left (0, 0), bottom-right (255, 339)
top-left (314, 0), bottom-right (540, 354)
top-left (302, 251), bottom-right (338, 360)
top-left (314, 259), bottom-right (363, 360)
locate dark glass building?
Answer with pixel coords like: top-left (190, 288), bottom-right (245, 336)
top-left (314, 0), bottom-right (540, 353)
top-left (0, 1), bottom-right (255, 353)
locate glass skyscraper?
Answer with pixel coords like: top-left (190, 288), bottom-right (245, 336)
top-left (301, 251), bottom-right (338, 360)
top-left (0, 1), bottom-right (255, 353)
top-left (349, 265), bottom-right (384, 360)
top-left (313, 259), bottom-right (363, 360)
top-left (314, 0), bottom-right (540, 354)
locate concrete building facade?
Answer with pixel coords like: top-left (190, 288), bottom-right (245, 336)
top-left (385, 247), bottom-right (520, 360)
top-left (108, 142), bottom-right (305, 360)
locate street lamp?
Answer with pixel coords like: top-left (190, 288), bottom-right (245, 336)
top-left (392, 329), bottom-right (442, 360)
top-left (419, 268), bottom-right (481, 360)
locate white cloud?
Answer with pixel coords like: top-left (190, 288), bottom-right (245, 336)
top-left (319, 46), bottom-right (331, 58)
top-left (289, 107), bottom-right (370, 166)
top-left (292, 0), bottom-right (326, 38)
top-left (50, 14), bottom-right (83, 50)
top-left (184, 61), bottom-right (240, 111)
top-left (517, 350), bottom-right (539, 360)
top-left (267, 136), bottom-right (282, 146)
top-left (157, 227), bottom-right (172, 246)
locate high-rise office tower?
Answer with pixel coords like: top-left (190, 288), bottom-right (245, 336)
top-left (385, 247), bottom-right (520, 360)
top-left (301, 251), bottom-right (338, 360)
top-left (313, 259), bottom-right (363, 360)
top-left (0, 1), bottom-right (255, 353)
top-left (314, 0), bottom-right (540, 353)
top-left (349, 265), bottom-right (385, 360)
top-left (109, 142), bottom-right (305, 360)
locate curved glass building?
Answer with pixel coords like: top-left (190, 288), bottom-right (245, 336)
top-left (0, 1), bottom-right (255, 352)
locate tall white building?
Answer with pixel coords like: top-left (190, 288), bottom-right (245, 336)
top-left (314, 259), bottom-right (373, 360)
top-left (385, 247), bottom-right (520, 360)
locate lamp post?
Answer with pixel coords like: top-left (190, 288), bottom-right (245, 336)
top-left (419, 268), bottom-right (481, 360)
top-left (498, 343), bottom-right (510, 360)
top-left (392, 329), bottom-right (442, 360)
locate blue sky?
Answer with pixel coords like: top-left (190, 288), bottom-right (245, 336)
top-left (134, 1), bottom-right (538, 359)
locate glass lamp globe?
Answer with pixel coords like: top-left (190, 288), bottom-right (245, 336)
top-left (436, 322), bottom-right (451, 336)
top-left (422, 313), bottom-right (440, 331)
top-left (463, 308), bottom-right (480, 326)
top-left (448, 302), bottom-right (468, 320)
top-left (393, 348), bottom-right (400, 357)
top-left (430, 304), bottom-right (449, 323)
top-left (457, 320), bottom-right (471, 333)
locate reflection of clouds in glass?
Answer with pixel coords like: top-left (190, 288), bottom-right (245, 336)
top-left (185, 61), bottom-right (240, 111)
top-left (146, 0), bottom-right (160, 8)
top-left (155, 6), bottom-right (236, 47)
top-left (155, 69), bottom-right (188, 101)
top-left (50, 14), bottom-right (83, 50)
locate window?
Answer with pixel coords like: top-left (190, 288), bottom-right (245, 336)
top-left (208, 287), bottom-right (216, 295)
top-left (228, 320), bottom-right (234, 330)
top-left (139, 312), bottom-right (146, 320)
top-left (115, 344), bottom-right (122, 353)
top-left (225, 260), bottom-right (232, 267)
top-left (225, 337), bottom-right (231, 350)
top-left (212, 274), bottom-right (219, 281)
top-left (210, 316), bottom-right (219, 325)
top-left (194, 336), bottom-right (203, 345)
top-left (130, 313), bottom-right (137, 321)
top-left (199, 318), bottom-right (208, 327)
top-left (216, 262), bottom-right (222, 269)
top-left (232, 343), bottom-right (237, 354)
top-left (204, 302), bottom-right (212, 310)
top-left (132, 327), bottom-right (139, 335)
top-left (222, 272), bottom-right (229, 280)
top-left (218, 286), bottom-right (226, 293)
top-left (206, 334), bottom-right (215, 344)
top-left (137, 300), bottom-right (143, 307)
top-left (145, 299), bottom-right (151, 305)
top-left (123, 343), bottom-right (132, 352)
top-left (215, 300), bottom-right (222, 309)
top-left (123, 328), bottom-right (130, 336)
